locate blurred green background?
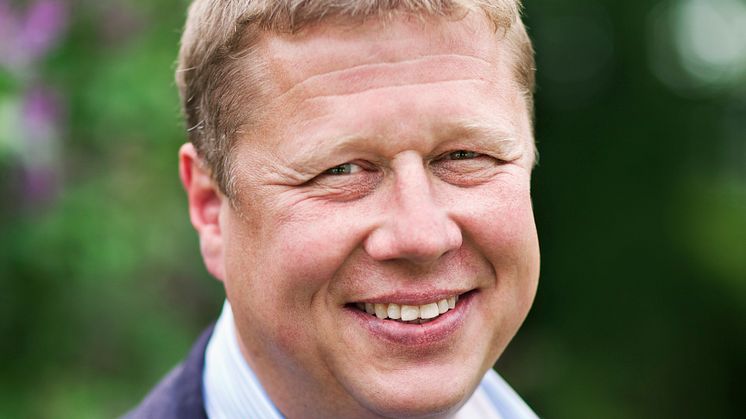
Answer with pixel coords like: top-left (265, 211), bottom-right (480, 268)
top-left (0, 0), bottom-right (743, 417)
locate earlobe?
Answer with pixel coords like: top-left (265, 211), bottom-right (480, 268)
top-left (179, 143), bottom-right (226, 281)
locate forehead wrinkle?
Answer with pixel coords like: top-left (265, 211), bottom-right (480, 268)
top-left (273, 53), bottom-right (496, 102)
top-left (302, 77), bottom-right (490, 102)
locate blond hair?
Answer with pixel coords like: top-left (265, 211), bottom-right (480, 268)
top-left (176, 0), bottom-right (535, 195)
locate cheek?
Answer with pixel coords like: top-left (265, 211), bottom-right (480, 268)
top-left (456, 182), bottom-right (540, 299)
top-left (228, 200), bottom-right (376, 313)
top-left (458, 181), bottom-right (538, 252)
top-left (227, 207), bottom-right (377, 362)
top-left (222, 214), bottom-right (334, 360)
top-left (272, 211), bottom-right (368, 287)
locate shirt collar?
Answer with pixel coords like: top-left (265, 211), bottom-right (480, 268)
top-left (203, 301), bottom-right (284, 419)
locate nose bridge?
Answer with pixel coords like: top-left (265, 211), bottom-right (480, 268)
top-left (364, 154), bottom-right (462, 264)
top-left (395, 158), bottom-right (438, 222)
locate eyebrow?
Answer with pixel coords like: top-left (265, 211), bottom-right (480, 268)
top-left (440, 119), bottom-right (525, 159)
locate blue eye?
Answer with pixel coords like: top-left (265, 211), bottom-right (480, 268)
top-left (448, 150), bottom-right (480, 160)
top-left (325, 163), bottom-right (361, 175)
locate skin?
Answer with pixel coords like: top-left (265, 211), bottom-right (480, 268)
top-left (180, 11), bottom-right (540, 419)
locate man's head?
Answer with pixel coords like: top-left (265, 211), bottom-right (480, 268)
top-left (178, 1), bottom-right (539, 417)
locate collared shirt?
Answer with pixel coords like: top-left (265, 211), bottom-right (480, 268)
top-left (204, 301), bottom-right (538, 419)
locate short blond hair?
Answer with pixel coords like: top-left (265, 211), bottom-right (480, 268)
top-left (176, 0), bottom-right (535, 195)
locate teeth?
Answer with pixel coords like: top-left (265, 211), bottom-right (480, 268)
top-left (387, 303), bottom-right (401, 319)
top-left (437, 299), bottom-right (449, 314)
top-left (419, 303), bottom-right (439, 319)
top-left (400, 305), bottom-right (420, 321)
top-left (374, 303), bottom-right (387, 319)
top-left (356, 295), bottom-right (462, 322)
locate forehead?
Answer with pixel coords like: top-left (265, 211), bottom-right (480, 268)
top-left (260, 13), bottom-right (505, 91)
top-left (237, 12), bottom-right (531, 170)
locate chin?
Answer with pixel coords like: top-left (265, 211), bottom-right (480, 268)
top-left (347, 361), bottom-right (485, 419)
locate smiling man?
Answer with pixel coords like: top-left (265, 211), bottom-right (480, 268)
top-left (128, 0), bottom-right (539, 418)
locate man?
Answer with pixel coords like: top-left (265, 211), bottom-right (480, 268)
top-left (128, 0), bottom-right (540, 417)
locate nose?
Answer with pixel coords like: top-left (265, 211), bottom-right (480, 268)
top-left (363, 154), bottom-right (463, 265)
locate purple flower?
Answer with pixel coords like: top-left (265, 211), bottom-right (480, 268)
top-left (0, 0), bottom-right (68, 69)
top-left (22, 165), bottom-right (59, 205)
top-left (20, 85), bottom-right (65, 204)
top-left (20, 0), bottom-right (68, 60)
top-left (0, 0), bottom-right (69, 205)
top-left (23, 85), bottom-right (63, 140)
top-left (0, 1), bottom-right (18, 64)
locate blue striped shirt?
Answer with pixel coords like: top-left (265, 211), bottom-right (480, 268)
top-left (204, 301), bottom-right (538, 419)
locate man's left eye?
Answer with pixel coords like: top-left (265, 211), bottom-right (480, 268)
top-left (324, 163), bottom-right (362, 176)
top-left (447, 150), bottom-right (481, 160)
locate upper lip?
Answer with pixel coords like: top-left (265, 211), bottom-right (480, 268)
top-left (351, 288), bottom-right (474, 306)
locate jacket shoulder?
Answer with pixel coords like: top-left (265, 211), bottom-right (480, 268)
top-left (122, 325), bottom-right (215, 419)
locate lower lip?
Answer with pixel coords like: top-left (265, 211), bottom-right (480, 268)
top-left (346, 291), bottom-right (477, 347)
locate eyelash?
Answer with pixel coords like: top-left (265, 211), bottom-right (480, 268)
top-left (324, 162), bottom-right (363, 176)
top-left (445, 150), bottom-right (481, 160)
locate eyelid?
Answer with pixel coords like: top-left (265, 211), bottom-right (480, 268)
top-left (433, 149), bottom-right (483, 162)
top-left (305, 161), bottom-right (382, 200)
top-left (447, 150), bottom-right (481, 159)
top-left (320, 160), bottom-right (379, 177)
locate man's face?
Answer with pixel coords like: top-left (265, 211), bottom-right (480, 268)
top-left (217, 12), bottom-right (539, 418)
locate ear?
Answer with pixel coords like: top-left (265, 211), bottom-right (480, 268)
top-left (179, 143), bottom-right (226, 282)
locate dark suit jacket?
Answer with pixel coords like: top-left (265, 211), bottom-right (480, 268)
top-left (123, 325), bottom-right (214, 419)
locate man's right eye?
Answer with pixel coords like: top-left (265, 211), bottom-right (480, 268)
top-left (309, 162), bottom-right (381, 201)
top-left (324, 163), bottom-right (362, 176)
top-left (447, 150), bottom-right (481, 160)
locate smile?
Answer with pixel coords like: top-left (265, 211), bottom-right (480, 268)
top-left (355, 296), bottom-right (459, 324)
top-left (347, 291), bottom-right (476, 347)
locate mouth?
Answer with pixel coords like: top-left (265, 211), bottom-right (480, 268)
top-left (351, 295), bottom-right (461, 324)
top-left (344, 290), bottom-right (477, 346)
